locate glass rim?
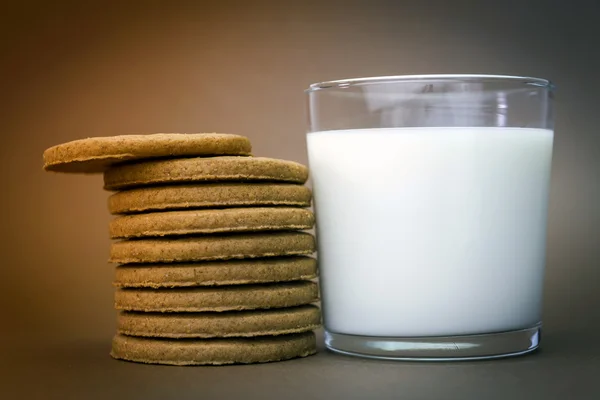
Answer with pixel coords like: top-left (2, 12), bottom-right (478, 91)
top-left (306, 74), bottom-right (554, 92)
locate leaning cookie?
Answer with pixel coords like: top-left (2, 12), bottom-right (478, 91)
top-left (43, 133), bottom-right (251, 173)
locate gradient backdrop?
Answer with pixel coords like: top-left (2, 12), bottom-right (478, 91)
top-left (1, 0), bottom-right (599, 347)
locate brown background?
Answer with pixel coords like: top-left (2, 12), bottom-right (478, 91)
top-left (1, 1), bottom-right (599, 398)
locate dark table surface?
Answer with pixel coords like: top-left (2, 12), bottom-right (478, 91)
top-left (3, 328), bottom-right (598, 400)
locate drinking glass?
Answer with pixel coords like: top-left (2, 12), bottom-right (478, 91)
top-left (306, 74), bottom-right (554, 360)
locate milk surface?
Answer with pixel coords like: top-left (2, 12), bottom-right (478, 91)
top-left (307, 127), bottom-right (553, 337)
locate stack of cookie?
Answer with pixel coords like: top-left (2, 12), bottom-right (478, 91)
top-left (43, 133), bottom-right (320, 365)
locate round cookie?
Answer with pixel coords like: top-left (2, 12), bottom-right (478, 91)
top-left (114, 281), bottom-right (318, 312)
top-left (110, 331), bottom-right (317, 366)
top-left (110, 232), bottom-right (315, 264)
top-left (108, 183), bottom-right (312, 214)
top-left (114, 257), bottom-right (317, 288)
top-left (117, 305), bottom-right (321, 338)
top-left (103, 156), bottom-right (309, 190)
top-left (43, 133), bottom-right (251, 173)
top-left (109, 207), bottom-right (315, 239)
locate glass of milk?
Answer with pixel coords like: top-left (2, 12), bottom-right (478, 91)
top-left (306, 75), bottom-right (554, 360)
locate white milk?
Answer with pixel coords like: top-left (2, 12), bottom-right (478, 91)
top-left (307, 127), bottom-right (553, 337)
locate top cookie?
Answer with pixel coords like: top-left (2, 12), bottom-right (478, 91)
top-left (43, 133), bottom-right (252, 173)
